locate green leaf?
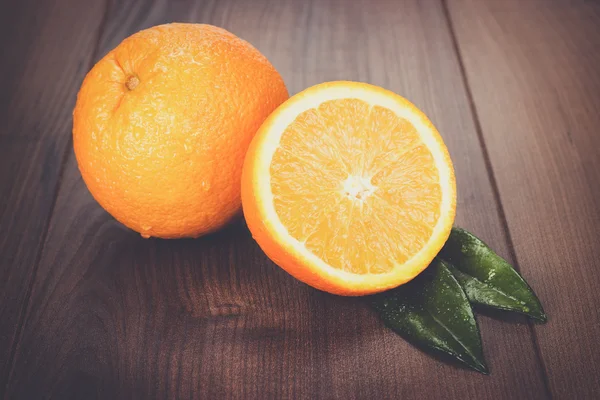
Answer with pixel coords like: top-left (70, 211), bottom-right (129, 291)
top-left (439, 227), bottom-right (546, 322)
top-left (371, 259), bottom-right (488, 374)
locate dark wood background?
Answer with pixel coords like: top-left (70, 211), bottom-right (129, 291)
top-left (1, 0), bottom-right (599, 398)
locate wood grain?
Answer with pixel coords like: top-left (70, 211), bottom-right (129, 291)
top-left (2, 0), bottom-right (553, 398)
top-left (0, 0), bottom-right (107, 390)
top-left (447, 0), bottom-right (600, 397)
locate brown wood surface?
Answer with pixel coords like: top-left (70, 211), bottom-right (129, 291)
top-left (447, 0), bottom-right (600, 398)
top-left (0, 0), bottom-right (598, 398)
top-left (0, 0), bottom-right (107, 388)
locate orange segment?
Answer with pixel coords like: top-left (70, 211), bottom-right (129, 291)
top-left (242, 81), bottom-right (456, 295)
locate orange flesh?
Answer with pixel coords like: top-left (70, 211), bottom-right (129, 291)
top-left (270, 99), bottom-right (442, 274)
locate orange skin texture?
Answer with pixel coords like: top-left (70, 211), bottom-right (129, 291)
top-left (73, 23), bottom-right (288, 238)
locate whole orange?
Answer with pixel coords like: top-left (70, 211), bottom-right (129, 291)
top-left (73, 23), bottom-right (288, 238)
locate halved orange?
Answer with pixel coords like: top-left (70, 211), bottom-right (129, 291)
top-left (242, 81), bottom-right (456, 295)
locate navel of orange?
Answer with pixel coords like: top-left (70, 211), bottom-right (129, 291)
top-left (242, 81), bottom-right (456, 295)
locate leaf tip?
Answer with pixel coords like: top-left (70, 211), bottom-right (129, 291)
top-left (531, 312), bottom-right (548, 324)
top-left (473, 360), bottom-right (490, 375)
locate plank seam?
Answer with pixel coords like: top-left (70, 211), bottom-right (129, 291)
top-left (439, 0), bottom-right (553, 397)
top-left (2, 1), bottom-right (112, 397)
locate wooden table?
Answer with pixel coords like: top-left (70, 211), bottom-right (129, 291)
top-left (1, 0), bottom-right (599, 398)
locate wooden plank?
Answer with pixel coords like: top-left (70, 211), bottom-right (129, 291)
top-left (6, 0), bottom-right (548, 398)
top-left (0, 0), bottom-right (107, 390)
top-left (446, 0), bottom-right (600, 397)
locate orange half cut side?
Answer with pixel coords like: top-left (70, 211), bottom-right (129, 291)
top-left (242, 81), bottom-right (456, 295)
